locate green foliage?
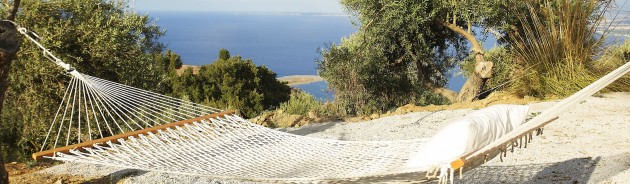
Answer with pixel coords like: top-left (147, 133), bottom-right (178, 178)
top-left (171, 50), bottom-right (291, 118)
top-left (319, 0), bottom-right (514, 115)
top-left (318, 34), bottom-right (453, 115)
top-left (594, 40), bottom-right (630, 91)
top-left (218, 48), bottom-right (230, 61)
top-left (0, 0), bottom-right (167, 161)
top-left (436, 0), bottom-right (513, 31)
top-left (509, 0), bottom-right (610, 98)
top-left (278, 90), bottom-right (323, 116)
top-left (153, 49), bottom-right (183, 96)
top-left (155, 49), bottom-right (183, 69)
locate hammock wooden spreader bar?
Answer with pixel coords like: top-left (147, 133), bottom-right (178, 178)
top-left (450, 116), bottom-right (559, 170)
top-left (32, 110), bottom-right (235, 161)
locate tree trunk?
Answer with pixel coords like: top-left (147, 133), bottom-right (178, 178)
top-left (443, 22), bottom-right (494, 102)
top-left (0, 20), bottom-right (21, 184)
top-left (413, 60), bottom-right (459, 102)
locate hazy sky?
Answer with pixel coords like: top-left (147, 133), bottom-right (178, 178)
top-left (133, 0), bottom-right (344, 13)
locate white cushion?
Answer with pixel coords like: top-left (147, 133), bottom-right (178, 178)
top-left (405, 104), bottom-right (530, 170)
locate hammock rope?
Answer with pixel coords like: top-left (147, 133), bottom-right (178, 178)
top-left (13, 22), bottom-right (630, 183)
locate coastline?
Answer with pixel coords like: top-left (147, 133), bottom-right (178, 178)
top-left (277, 75), bottom-right (324, 86)
top-left (176, 65), bottom-right (324, 86)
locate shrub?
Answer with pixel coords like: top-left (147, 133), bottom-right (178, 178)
top-left (594, 40), bottom-right (630, 91)
top-left (172, 50), bottom-right (291, 118)
top-left (279, 90), bottom-right (322, 115)
top-left (318, 34), bottom-right (450, 116)
top-left (509, 0), bottom-right (611, 98)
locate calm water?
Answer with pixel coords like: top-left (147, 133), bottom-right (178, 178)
top-left (148, 11), bottom-right (492, 100)
top-left (152, 12), bottom-right (356, 76)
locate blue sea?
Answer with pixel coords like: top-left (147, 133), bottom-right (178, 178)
top-left (148, 11), bottom-right (477, 101)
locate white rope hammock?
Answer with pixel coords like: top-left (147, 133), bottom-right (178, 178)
top-left (16, 23), bottom-right (630, 183)
top-left (37, 71), bottom-right (430, 181)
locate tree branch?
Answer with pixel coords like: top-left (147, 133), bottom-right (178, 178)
top-left (442, 21), bottom-right (483, 55)
top-left (7, 0), bottom-right (20, 21)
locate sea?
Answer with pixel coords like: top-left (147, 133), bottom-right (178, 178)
top-left (147, 11), bottom-right (481, 101)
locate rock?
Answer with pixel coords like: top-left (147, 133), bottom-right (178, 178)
top-left (395, 103), bottom-right (426, 114)
top-left (362, 116), bottom-right (371, 121)
top-left (296, 118), bottom-right (311, 127)
top-left (307, 111), bottom-right (318, 119)
top-left (261, 112), bottom-right (273, 121)
top-left (344, 116), bottom-right (364, 122)
top-left (54, 179), bottom-right (63, 184)
top-left (369, 113), bottom-right (380, 120)
top-left (275, 114), bottom-right (303, 128)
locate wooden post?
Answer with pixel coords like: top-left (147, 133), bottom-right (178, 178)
top-left (32, 110), bottom-right (235, 161)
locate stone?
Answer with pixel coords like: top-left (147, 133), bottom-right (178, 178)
top-left (369, 113), bottom-right (380, 120)
top-left (362, 116), bottom-right (371, 121)
top-left (307, 110), bottom-right (318, 119)
top-left (344, 116), bottom-right (364, 122)
top-left (275, 114), bottom-right (303, 128)
top-left (296, 119), bottom-right (311, 127)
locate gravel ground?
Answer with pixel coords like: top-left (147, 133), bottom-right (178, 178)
top-left (41, 92), bottom-right (630, 183)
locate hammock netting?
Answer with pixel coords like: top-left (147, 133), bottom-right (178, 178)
top-left (38, 71), bottom-right (430, 181)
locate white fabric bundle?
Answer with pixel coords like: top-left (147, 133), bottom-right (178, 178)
top-left (405, 104), bottom-right (530, 170)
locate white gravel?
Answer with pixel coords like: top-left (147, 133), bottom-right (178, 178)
top-left (41, 92), bottom-right (630, 183)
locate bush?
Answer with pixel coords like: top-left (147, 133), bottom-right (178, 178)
top-left (278, 90), bottom-right (328, 116)
top-left (594, 40), bottom-right (630, 91)
top-left (171, 50), bottom-right (291, 118)
top-left (318, 34), bottom-right (450, 116)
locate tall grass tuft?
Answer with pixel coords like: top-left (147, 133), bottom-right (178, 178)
top-left (509, 0), bottom-right (613, 98)
top-left (278, 89), bottom-right (340, 117)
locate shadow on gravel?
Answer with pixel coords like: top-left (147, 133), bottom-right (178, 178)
top-left (585, 153), bottom-right (630, 183)
top-left (84, 169), bottom-right (148, 183)
top-left (454, 154), bottom-right (630, 184)
top-left (457, 157), bottom-right (600, 184)
top-left (282, 122), bottom-right (339, 136)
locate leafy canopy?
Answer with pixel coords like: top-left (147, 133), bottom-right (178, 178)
top-left (171, 49), bottom-right (291, 118)
top-left (0, 0), bottom-right (169, 161)
top-left (319, 0), bottom-right (512, 115)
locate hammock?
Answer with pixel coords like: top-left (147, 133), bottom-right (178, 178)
top-left (17, 24), bottom-right (630, 183)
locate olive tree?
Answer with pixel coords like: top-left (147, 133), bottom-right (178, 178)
top-left (319, 0), bottom-right (513, 114)
top-left (0, 0), bottom-right (21, 181)
top-left (0, 0), bottom-right (168, 161)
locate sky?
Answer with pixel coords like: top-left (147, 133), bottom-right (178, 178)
top-left (133, 0), bottom-right (345, 13)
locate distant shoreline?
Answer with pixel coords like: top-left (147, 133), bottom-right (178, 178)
top-left (176, 65), bottom-right (324, 86)
top-left (277, 75), bottom-right (324, 86)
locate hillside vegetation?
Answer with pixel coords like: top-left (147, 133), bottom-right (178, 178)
top-left (1, 0), bottom-right (630, 163)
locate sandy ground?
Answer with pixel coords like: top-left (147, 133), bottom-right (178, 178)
top-left (175, 65), bottom-right (201, 75)
top-left (175, 65), bottom-right (323, 86)
top-left (19, 92), bottom-right (630, 183)
top-left (277, 75), bottom-right (324, 86)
